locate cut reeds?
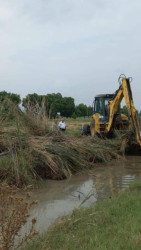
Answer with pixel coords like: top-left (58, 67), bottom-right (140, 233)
top-left (0, 103), bottom-right (123, 186)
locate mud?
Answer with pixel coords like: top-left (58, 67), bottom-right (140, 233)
top-left (24, 156), bottom-right (141, 234)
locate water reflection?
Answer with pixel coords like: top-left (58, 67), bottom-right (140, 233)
top-left (26, 156), bottom-right (141, 234)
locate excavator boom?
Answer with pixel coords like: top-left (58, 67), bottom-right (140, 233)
top-left (82, 75), bottom-right (141, 148)
top-left (106, 77), bottom-right (141, 146)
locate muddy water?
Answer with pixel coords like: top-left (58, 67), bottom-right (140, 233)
top-left (26, 156), bottom-right (141, 234)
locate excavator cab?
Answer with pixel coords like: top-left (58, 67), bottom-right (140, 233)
top-left (82, 75), bottom-right (141, 149)
top-left (93, 94), bottom-right (114, 120)
top-left (82, 92), bottom-right (124, 136)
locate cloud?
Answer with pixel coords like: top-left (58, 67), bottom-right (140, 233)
top-left (0, 0), bottom-right (141, 109)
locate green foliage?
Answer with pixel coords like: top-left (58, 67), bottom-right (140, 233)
top-left (0, 91), bottom-right (21, 120)
top-left (60, 97), bottom-right (75, 117)
top-left (0, 91), bottom-right (21, 105)
top-left (87, 105), bottom-right (93, 116)
top-left (22, 93), bottom-right (75, 118)
top-left (22, 93), bottom-right (43, 108)
top-left (121, 105), bottom-right (128, 116)
top-left (46, 93), bottom-right (63, 118)
top-left (75, 103), bottom-right (88, 117)
top-left (72, 112), bottom-right (77, 119)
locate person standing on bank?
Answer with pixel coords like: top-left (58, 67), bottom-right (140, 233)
top-left (58, 118), bottom-right (66, 131)
top-left (52, 119), bottom-right (58, 132)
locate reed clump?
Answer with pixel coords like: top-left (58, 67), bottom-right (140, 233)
top-left (0, 121), bottom-right (34, 187)
top-left (22, 100), bottom-right (49, 136)
top-left (0, 99), bottom-right (122, 187)
top-left (0, 182), bottom-right (37, 250)
top-left (0, 99), bottom-right (23, 123)
top-left (31, 134), bottom-right (121, 180)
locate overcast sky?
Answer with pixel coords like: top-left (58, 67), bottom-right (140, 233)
top-left (0, 0), bottom-right (141, 108)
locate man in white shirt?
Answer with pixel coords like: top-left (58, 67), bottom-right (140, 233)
top-left (58, 118), bottom-right (66, 131)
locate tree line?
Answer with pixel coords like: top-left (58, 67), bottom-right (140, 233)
top-left (1, 91), bottom-right (140, 119)
top-left (0, 91), bottom-right (93, 118)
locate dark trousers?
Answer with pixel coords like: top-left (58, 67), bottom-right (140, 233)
top-left (60, 128), bottom-right (66, 131)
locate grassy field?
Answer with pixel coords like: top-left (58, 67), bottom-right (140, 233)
top-left (48, 117), bottom-right (91, 135)
top-left (24, 181), bottom-right (141, 250)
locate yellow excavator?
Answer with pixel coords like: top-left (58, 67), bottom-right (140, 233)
top-left (82, 75), bottom-right (141, 147)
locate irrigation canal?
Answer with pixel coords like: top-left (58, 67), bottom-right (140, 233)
top-left (24, 156), bottom-right (141, 234)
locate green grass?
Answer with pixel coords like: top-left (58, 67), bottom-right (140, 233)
top-left (24, 181), bottom-right (141, 250)
top-left (57, 117), bottom-right (91, 136)
top-left (0, 152), bottom-right (35, 187)
top-left (65, 117), bottom-right (92, 123)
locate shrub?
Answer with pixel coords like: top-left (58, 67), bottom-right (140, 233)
top-left (0, 183), bottom-right (38, 250)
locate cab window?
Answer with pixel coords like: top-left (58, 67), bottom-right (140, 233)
top-left (94, 98), bottom-right (104, 115)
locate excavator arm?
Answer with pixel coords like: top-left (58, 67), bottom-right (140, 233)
top-left (106, 76), bottom-right (141, 146)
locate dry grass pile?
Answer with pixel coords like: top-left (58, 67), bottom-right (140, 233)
top-left (29, 134), bottom-right (121, 180)
top-left (23, 112), bottom-right (49, 136)
top-left (0, 119), bottom-right (122, 186)
top-left (0, 102), bottom-right (51, 186)
top-left (0, 101), bottom-right (122, 187)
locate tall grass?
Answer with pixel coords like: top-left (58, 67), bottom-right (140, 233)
top-left (0, 100), bottom-right (122, 187)
top-left (21, 99), bottom-right (49, 136)
top-left (0, 128), bottom-right (121, 187)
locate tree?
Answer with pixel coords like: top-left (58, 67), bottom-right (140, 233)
top-left (87, 106), bottom-right (93, 117)
top-left (121, 105), bottom-right (128, 116)
top-left (75, 103), bottom-right (88, 117)
top-left (75, 106), bottom-right (81, 117)
top-left (22, 93), bottom-right (44, 116)
top-left (60, 97), bottom-right (75, 117)
top-left (0, 91), bottom-right (21, 105)
top-left (46, 93), bottom-right (63, 118)
top-left (72, 112), bottom-right (77, 119)
top-left (0, 91), bottom-right (21, 120)
top-left (22, 92), bottom-right (76, 118)
top-left (22, 93), bottom-right (43, 108)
